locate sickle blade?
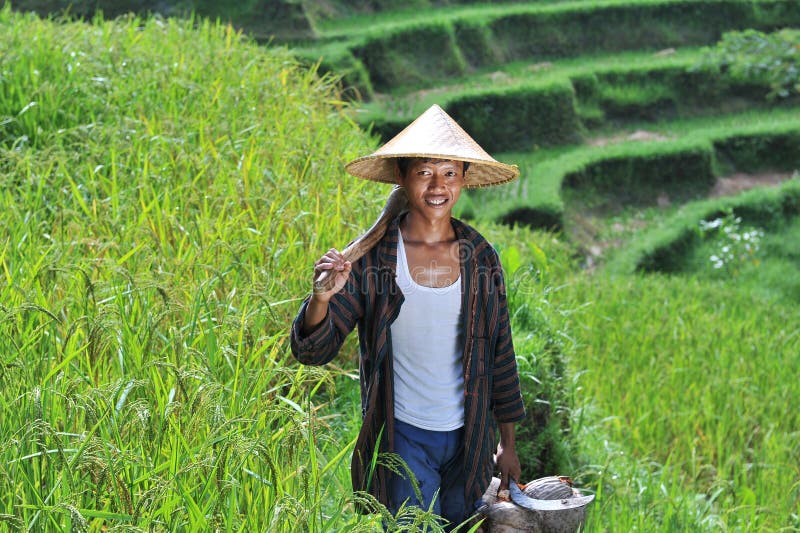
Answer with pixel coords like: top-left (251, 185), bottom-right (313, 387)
top-left (509, 480), bottom-right (595, 512)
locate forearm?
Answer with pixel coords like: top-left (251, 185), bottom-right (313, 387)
top-left (301, 294), bottom-right (330, 336)
top-left (495, 420), bottom-right (522, 488)
top-left (498, 420), bottom-right (516, 450)
top-left (291, 284), bottom-right (362, 366)
top-left (291, 297), bottom-right (339, 366)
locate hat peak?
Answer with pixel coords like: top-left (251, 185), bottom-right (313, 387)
top-left (374, 104), bottom-right (493, 160)
top-left (345, 103), bottom-right (519, 188)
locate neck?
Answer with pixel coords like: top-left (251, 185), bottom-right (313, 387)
top-left (400, 211), bottom-right (455, 243)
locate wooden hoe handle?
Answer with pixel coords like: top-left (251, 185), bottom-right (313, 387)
top-left (313, 186), bottom-right (408, 294)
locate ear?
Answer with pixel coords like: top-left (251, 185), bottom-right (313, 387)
top-left (394, 160), bottom-right (404, 185)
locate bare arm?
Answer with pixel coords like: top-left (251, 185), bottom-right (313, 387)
top-left (290, 248), bottom-right (361, 366)
top-left (301, 249), bottom-right (351, 336)
top-left (495, 421), bottom-right (522, 490)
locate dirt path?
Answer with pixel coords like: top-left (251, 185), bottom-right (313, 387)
top-left (588, 127), bottom-right (797, 196)
top-left (567, 169), bottom-right (798, 270)
top-left (710, 171), bottom-right (796, 197)
top-left (587, 129), bottom-right (673, 147)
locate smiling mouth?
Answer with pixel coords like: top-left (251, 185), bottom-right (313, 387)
top-left (425, 197), bottom-right (448, 207)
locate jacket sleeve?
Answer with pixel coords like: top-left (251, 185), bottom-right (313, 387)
top-left (490, 251), bottom-right (526, 423)
top-left (290, 269), bottom-right (364, 366)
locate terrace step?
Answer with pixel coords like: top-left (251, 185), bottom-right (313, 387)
top-left (295, 0), bottom-right (800, 98)
top-left (355, 45), bottom-right (797, 153)
top-left (458, 107), bottom-right (800, 229)
top-left (312, 1), bottom-right (577, 34)
top-left (603, 177), bottom-right (800, 274)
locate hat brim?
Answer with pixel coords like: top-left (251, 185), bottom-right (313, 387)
top-left (345, 153), bottom-right (520, 189)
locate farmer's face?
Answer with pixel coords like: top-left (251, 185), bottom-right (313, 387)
top-left (397, 158), bottom-right (464, 220)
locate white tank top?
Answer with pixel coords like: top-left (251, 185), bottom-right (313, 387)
top-left (390, 230), bottom-right (465, 431)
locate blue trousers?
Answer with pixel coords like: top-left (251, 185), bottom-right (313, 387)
top-left (388, 419), bottom-right (471, 530)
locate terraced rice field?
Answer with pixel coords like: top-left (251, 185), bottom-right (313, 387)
top-left (298, 0), bottom-right (800, 261)
top-left (294, 1), bottom-right (800, 530)
top-left (2, 1), bottom-right (798, 530)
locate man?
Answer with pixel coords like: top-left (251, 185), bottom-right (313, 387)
top-left (291, 104), bottom-right (525, 530)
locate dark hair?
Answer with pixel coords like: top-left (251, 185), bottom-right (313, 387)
top-left (396, 157), bottom-right (470, 178)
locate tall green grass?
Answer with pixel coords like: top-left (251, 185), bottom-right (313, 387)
top-left (0, 7), bottom-right (392, 530)
top-left (556, 272), bottom-right (800, 530)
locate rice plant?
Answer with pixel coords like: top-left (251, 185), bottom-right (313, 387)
top-left (4, 5), bottom-right (799, 532)
top-left (0, 7), bottom-right (389, 530)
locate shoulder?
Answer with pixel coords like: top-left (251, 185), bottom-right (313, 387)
top-left (349, 215), bottom-right (401, 281)
top-left (451, 217), bottom-right (500, 265)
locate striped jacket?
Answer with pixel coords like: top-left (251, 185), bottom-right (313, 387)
top-left (290, 216), bottom-right (525, 511)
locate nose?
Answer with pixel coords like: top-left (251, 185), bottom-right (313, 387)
top-left (428, 171), bottom-right (447, 190)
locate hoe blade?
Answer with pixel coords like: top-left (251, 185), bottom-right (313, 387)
top-left (509, 479), bottom-right (595, 512)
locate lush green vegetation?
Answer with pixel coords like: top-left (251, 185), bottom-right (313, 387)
top-left (3, 2), bottom-right (800, 532)
top-left (0, 7), bottom-right (385, 531)
top-left (295, 0), bottom-right (800, 99)
top-left (453, 108), bottom-right (800, 227)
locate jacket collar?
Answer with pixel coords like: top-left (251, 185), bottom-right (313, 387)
top-left (376, 215), bottom-right (493, 271)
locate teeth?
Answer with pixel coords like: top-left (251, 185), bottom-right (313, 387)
top-left (427, 198), bottom-right (446, 206)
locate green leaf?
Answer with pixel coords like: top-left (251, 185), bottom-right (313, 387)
top-left (501, 245), bottom-right (522, 276)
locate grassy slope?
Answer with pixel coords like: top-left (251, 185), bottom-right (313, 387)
top-left (0, 8), bottom-right (389, 531)
top-left (360, 47), bottom-right (706, 116)
top-left (0, 8), bottom-right (576, 532)
top-left (560, 271), bottom-right (800, 530)
top-left (458, 107), bottom-right (800, 222)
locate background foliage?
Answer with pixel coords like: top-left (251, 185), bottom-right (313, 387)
top-left (697, 28), bottom-right (800, 100)
top-left (2, 0), bottom-right (800, 531)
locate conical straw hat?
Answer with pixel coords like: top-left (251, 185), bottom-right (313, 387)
top-left (346, 104), bottom-right (519, 188)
